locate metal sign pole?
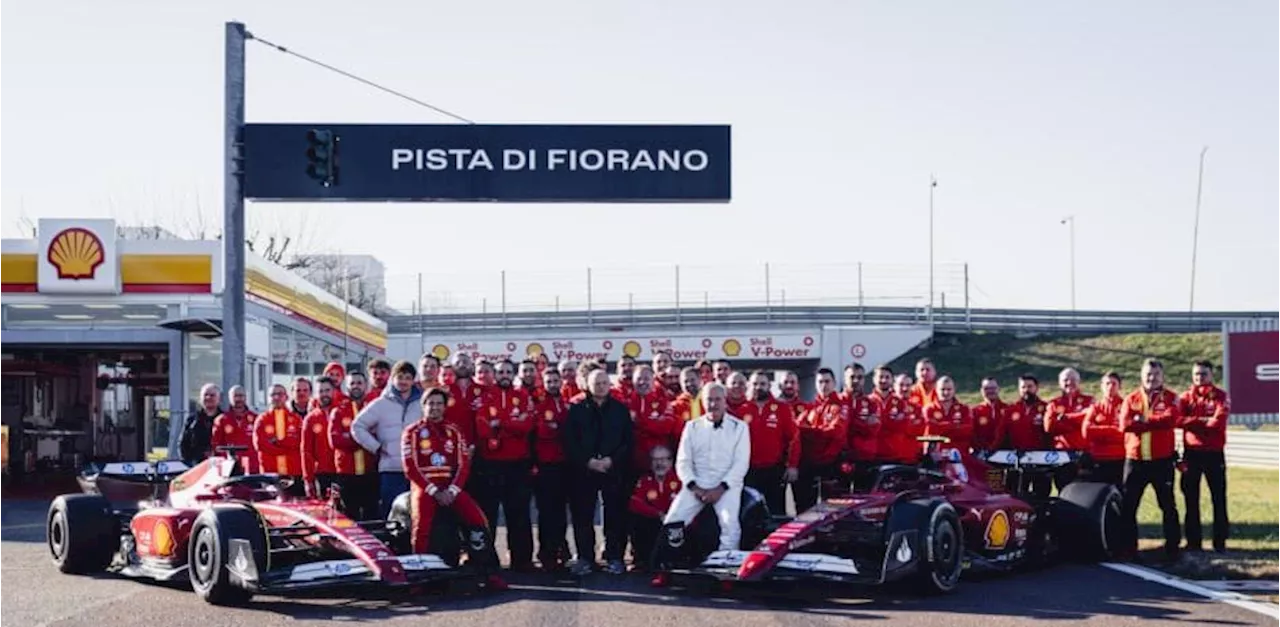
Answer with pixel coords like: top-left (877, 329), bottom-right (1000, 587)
top-left (221, 21), bottom-right (247, 393)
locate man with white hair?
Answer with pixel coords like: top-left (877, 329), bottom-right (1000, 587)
top-left (180, 383), bottom-right (222, 463)
top-left (1046, 367), bottom-right (1094, 489)
top-left (651, 382), bottom-right (751, 587)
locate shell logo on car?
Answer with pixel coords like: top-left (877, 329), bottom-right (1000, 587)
top-left (432, 344), bottom-right (451, 360)
top-left (722, 339), bottom-right (742, 357)
top-left (984, 510), bottom-right (1011, 550)
top-left (153, 520), bottom-right (175, 557)
top-left (47, 227), bottom-right (105, 280)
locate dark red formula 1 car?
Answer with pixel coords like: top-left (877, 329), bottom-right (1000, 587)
top-left (47, 449), bottom-right (480, 605)
top-left (659, 437), bottom-right (1122, 594)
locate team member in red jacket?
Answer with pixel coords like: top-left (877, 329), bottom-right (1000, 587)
top-left (1179, 360), bottom-right (1231, 552)
top-left (840, 364), bottom-right (881, 471)
top-left (329, 371), bottom-right (379, 521)
top-left (651, 351), bottom-right (675, 400)
top-left (254, 383), bottom-right (305, 497)
top-left (316, 362), bottom-right (347, 408)
top-left (725, 372), bottom-right (752, 420)
top-left (1045, 367), bottom-right (1094, 488)
top-left (418, 354), bottom-right (442, 391)
top-left (1117, 359), bottom-right (1184, 560)
top-left (909, 358), bottom-right (939, 409)
top-left (671, 367), bottom-right (704, 422)
top-left (970, 378), bottom-right (1007, 453)
top-left (868, 367), bottom-right (903, 462)
top-left (628, 366), bottom-right (681, 473)
top-left (301, 377), bottom-right (339, 498)
top-left (628, 445), bottom-right (679, 571)
top-left (366, 358), bottom-right (391, 399)
top-left (1079, 371), bottom-right (1126, 487)
top-left (794, 368), bottom-right (850, 512)
top-left (611, 355), bottom-right (637, 402)
top-left (444, 352), bottom-right (484, 453)
top-left (737, 371), bottom-right (800, 515)
top-left (473, 359), bottom-right (535, 571)
top-left (1005, 374), bottom-right (1050, 450)
top-left (890, 374), bottom-right (927, 462)
top-left (516, 358), bottom-right (540, 394)
top-left (558, 360), bottom-right (580, 401)
top-left (777, 370), bottom-right (806, 417)
top-left (923, 376), bottom-right (973, 453)
top-left (401, 387), bottom-right (507, 591)
top-left (712, 359), bottom-right (733, 385)
top-left (212, 385), bottom-right (257, 472)
top-left (532, 368), bottom-right (572, 571)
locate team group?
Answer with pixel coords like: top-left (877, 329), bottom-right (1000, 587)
top-left (179, 349), bottom-right (1231, 581)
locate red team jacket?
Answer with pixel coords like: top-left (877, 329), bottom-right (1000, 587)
top-left (629, 469), bottom-right (680, 519)
top-left (872, 391), bottom-right (923, 463)
top-left (671, 392), bottom-right (704, 422)
top-left (475, 386), bottom-right (533, 462)
top-left (1118, 388), bottom-right (1183, 461)
top-left (839, 392), bottom-right (881, 462)
top-left (798, 393), bottom-right (851, 466)
top-left (212, 409), bottom-right (257, 472)
top-left (629, 388), bottom-right (682, 471)
top-left (1004, 398), bottom-right (1050, 450)
top-left (329, 397), bottom-right (375, 475)
top-left (1080, 394), bottom-right (1126, 461)
top-left (533, 392), bottom-right (570, 465)
top-left (444, 381), bottom-right (487, 450)
top-left (970, 399), bottom-right (1006, 452)
top-left (1045, 392), bottom-right (1094, 451)
top-left (401, 419), bottom-right (471, 495)
top-left (1179, 385), bottom-right (1230, 452)
top-left (254, 406), bottom-right (304, 475)
top-left (301, 405), bottom-right (337, 484)
top-left (735, 398), bottom-right (800, 469)
top-left (923, 400), bottom-right (974, 453)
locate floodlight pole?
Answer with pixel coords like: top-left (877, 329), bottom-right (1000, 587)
top-left (221, 21), bottom-right (248, 394)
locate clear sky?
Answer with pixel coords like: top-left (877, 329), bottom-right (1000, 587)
top-left (3, 1), bottom-right (1276, 313)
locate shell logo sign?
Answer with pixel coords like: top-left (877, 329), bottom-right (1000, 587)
top-left (431, 344), bottom-right (451, 360)
top-left (622, 341), bottom-right (643, 358)
top-left (47, 228), bottom-right (106, 280)
top-left (526, 342), bottom-right (545, 356)
top-left (722, 338), bottom-right (742, 357)
top-left (36, 219), bottom-right (120, 294)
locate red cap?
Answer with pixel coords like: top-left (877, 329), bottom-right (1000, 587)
top-left (324, 362), bottom-right (346, 380)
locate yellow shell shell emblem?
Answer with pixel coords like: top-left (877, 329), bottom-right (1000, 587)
top-left (722, 339), bottom-right (742, 357)
top-left (984, 510), bottom-right (1011, 550)
top-left (432, 344), bottom-right (451, 360)
top-left (153, 520), bottom-right (175, 557)
top-left (527, 343), bottom-right (545, 357)
top-left (623, 341), bottom-right (642, 358)
top-left (47, 228), bottom-right (106, 280)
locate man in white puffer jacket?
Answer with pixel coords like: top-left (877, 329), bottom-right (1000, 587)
top-left (352, 360), bottom-right (424, 517)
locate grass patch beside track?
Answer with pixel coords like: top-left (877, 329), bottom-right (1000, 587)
top-left (1136, 466), bottom-right (1278, 581)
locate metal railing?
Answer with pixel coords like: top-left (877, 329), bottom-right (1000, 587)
top-left (386, 304), bottom-right (1278, 335)
top-left (1221, 431), bottom-right (1278, 469)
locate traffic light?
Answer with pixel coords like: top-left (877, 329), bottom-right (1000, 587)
top-left (305, 129), bottom-right (339, 186)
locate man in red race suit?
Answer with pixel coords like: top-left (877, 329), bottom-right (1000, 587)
top-left (628, 444), bottom-right (678, 572)
top-left (794, 368), bottom-right (850, 512)
top-left (301, 376), bottom-right (339, 498)
top-left (329, 371), bottom-right (379, 521)
top-left (531, 367), bottom-right (572, 571)
top-left (1179, 360), bottom-right (1231, 552)
top-left (1079, 371), bottom-right (1126, 487)
top-left (212, 385), bottom-right (257, 472)
top-left (628, 365), bottom-right (681, 474)
top-left (923, 376), bottom-right (973, 454)
top-left (970, 377), bottom-right (1007, 453)
top-left (741, 371), bottom-right (799, 516)
top-left (1045, 367), bottom-right (1094, 489)
top-left (1117, 359), bottom-right (1184, 561)
top-left (254, 383), bottom-right (305, 498)
top-left (401, 387), bottom-right (507, 591)
top-left (472, 359), bottom-right (536, 571)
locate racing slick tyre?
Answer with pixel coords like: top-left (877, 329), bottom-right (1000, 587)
top-left (387, 491), bottom-right (462, 567)
top-left (47, 494), bottom-right (119, 574)
top-left (189, 505), bottom-right (266, 606)
top-left (911, 501), bottom-right (964, 595)
top-left (1052, 482), bottom-right (1122, 561)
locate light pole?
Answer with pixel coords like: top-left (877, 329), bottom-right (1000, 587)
top-left (1060, 215), bottom-right (1076, 312)
top-left (928, 175), bottom-right (937, 324)
top-left (1189, 146), bottom-right (1208, 312)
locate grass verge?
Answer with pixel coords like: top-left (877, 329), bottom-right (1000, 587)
top-left (1136, 466), bottom-right (1278, 581)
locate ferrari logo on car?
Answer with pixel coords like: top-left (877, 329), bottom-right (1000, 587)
top-left (985, 510), bottom-right (1011, 550)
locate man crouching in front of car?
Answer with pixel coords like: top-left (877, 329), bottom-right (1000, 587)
top-left (650, 382), bottom-right (751, 588)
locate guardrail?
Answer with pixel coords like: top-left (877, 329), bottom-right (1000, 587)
top-left (386, 304), bottom-right (1278, 336)
top-left (1223, 431), bottom-right (1277, 469)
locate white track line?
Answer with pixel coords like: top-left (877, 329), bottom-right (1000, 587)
top-left (1101, 562), bottom-right (1280, 620)
top-left (1, 523), bottom-right (45, 530)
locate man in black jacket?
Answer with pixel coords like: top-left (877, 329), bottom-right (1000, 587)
top-left (565, 368), bottom-right (634, 576)
top-left (179, 383), bottom-right (222, 464)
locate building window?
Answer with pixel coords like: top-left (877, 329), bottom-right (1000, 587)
top-left (186, 334), bottom-right (223, 414)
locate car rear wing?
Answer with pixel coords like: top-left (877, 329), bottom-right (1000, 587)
top-left (90, 460), bottom-right (191, 479)
top-left (984, 450), bottom-right (1078, 468)
top-left (78, 460), bottom-right (192, 503)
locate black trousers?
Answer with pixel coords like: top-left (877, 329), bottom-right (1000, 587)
top-left (745, 465), bottom-right (786, 516)
top-left (1079, 459), bottom-right (1124, 488)
top-left (794, 463), bottom-right (841, 513)
top-left (336, 472), bottom-right (381, 522)
top-left (472, 459), bottom-right (535, 567)
top-left (1180, 449), bottom-right (1229, 550)
top-left (630, 515), bottom-right (662, 571)
top-left (569, 468), bottom-right (630, 563)
top-left (1120, 457), bottom-right (1180, 554)
top-left (534, 462), bottom-right (571, 565)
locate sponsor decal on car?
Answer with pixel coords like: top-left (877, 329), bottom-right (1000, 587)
top-left (984, 510), bottom-right (1011, 550)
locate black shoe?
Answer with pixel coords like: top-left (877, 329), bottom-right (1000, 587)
top-left (1184, 543), bottom-right (1203, 552)
top-left (1212, 543), bottom-right (1228, 553)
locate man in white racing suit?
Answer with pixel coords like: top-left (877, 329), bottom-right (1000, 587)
top-left (663, 382), bottom-right (752, 552)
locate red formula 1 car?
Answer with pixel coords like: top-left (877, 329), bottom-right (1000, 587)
top-left (659, 437), bottom-right (1122, 594)
top-left (47, 449), bottom-right (479, 605)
